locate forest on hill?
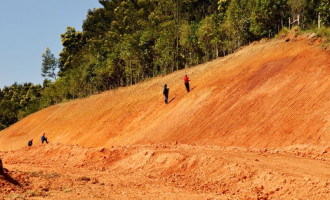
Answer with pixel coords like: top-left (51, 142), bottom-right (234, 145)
top-left (0, 0), bottom-right (329, 130)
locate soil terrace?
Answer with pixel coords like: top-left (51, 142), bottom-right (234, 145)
top-left (0, 35), bottom-right (329, 199)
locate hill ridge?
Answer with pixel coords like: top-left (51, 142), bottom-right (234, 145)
top-left (0, 36), bottom-right (329, 151)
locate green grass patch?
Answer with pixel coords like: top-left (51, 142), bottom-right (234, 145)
top-left (304, 26), bottom-right (330, 49)
top-left (29, 171), bottom-right (44, 177)
top-left (315, 27), bottom-right (330, 49)
top-left (49, 173), bottom-right (60, 178)
top-left (276, 27), bottom-right (290, 38)
top-left (7, 193), bottom-right (24, 200)
top-left (276, 25), bottom-right (330, 49)
top-left (63, 188), bottom-right (73, 193)
top-left (25, 190), bottom-right (44, 197)
top-left (28, 171), bottom-right (60, 179)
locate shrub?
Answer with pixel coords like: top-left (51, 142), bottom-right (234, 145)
top-left (276, 27), bottom-right (290, 38)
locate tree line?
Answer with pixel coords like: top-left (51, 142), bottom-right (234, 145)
top-left (1, 0), bottom-right (329, 130)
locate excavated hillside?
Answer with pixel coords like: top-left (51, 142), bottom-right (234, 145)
top-left (0, 35), bottom-right (329, 150)
top-left (0, 35), bottom-right (329, 200)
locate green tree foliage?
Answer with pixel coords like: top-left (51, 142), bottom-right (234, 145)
top-left (0, 83), bottom-right (42, 130)
top-left (41, 48), bottom-right (58, 80)
top-left (226, 0), bottom-right (252, 47)
top-left (1, 0), bottom-right (328, 130)
top-left (58, 27), bottom-right (86, 76)
top-left (198, 15), bottom-right (218, 61)
top-left (317, 0), bottom-right (330, 26)
top-left (248, 0), bottom-right (290, 38)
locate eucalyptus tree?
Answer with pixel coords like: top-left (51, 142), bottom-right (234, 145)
top-left (41, 48), bottom-right (58, 80)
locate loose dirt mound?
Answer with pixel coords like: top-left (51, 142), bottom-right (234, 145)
top-left (0, 36), bottom-right (329, 151)
top-left (0, 144), bottom-right (329, 199)
top-left (0, 168), bottom-right (25, 197)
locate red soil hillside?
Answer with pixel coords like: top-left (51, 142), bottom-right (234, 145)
top-left (0, 36), bottom-right (329, 150)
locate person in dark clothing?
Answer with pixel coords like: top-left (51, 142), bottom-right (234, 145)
top-left (41, 133), bottom-right (49, 144)
top-left (163, 84), bottom-right (169, 104)
top-left (28, 139), bottom-right (33, 147)
top-left (184, 74), bottom-right (190, 92)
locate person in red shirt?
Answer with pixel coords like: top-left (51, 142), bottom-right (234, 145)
top-left (184, 74), bottom-right (190, 92)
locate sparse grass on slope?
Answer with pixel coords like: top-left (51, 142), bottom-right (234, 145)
top-left (277, 26), bottom-right (330, 49)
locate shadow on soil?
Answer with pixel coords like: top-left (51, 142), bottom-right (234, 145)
top-left (1, 169), bottom-right (21, 186)
top-left (168, 97), bottom-right (176, 104)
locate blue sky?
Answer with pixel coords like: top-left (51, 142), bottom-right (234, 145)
top-left (0, 0), bottom-right (101, 89)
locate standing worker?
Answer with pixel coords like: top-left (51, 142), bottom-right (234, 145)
top-left (41, 133), bottom-right (49, 144)
top-left (163, 84), bottom-right (169, 104)
top-left (184, 74), bottom-right (190, 92)
top-left (28, 139), bottom-right (33, 147)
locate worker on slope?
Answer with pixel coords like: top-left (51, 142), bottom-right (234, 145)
top-left (28, 139), bottom-right (33, 147)
top-left (184, 74), bottom-right (190, 92)
top-left (41, 133), bottom-right (49, 144)
top-left (163, 84), bottom-right (169, 104)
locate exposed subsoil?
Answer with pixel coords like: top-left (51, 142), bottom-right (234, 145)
top-left (0, 144), bottom-right (329, 199)
top-left (0, 35), bottom-right (329, 199)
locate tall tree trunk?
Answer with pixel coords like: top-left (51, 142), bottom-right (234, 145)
top-left (130, 60), bottom-right (132, 86)
top-left (175, 0), bottom-right (180, 71)
top-left (215, 46), bottom-right (218, 58)
top-left (318, 12), bottom-right (321, 29)
top-left (289, 17), bottom-right (291, 29)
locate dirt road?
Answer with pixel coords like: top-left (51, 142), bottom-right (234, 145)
top-left (1, 144), bottom-right (329, 199)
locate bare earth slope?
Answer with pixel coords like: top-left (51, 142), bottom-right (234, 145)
top-left (0, 144), bottom-right (329, 199)
top-left (0, 36), bottom-right (329, 150)
top-left (0, 36), bottom-right (329, 199)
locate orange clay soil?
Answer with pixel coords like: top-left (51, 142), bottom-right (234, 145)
top-left (0, 36), bottom-right (329, 150)
top-left (0, 144), bottom-right (329, 199)
top-left (0, 35), bottom-right (329, 199)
